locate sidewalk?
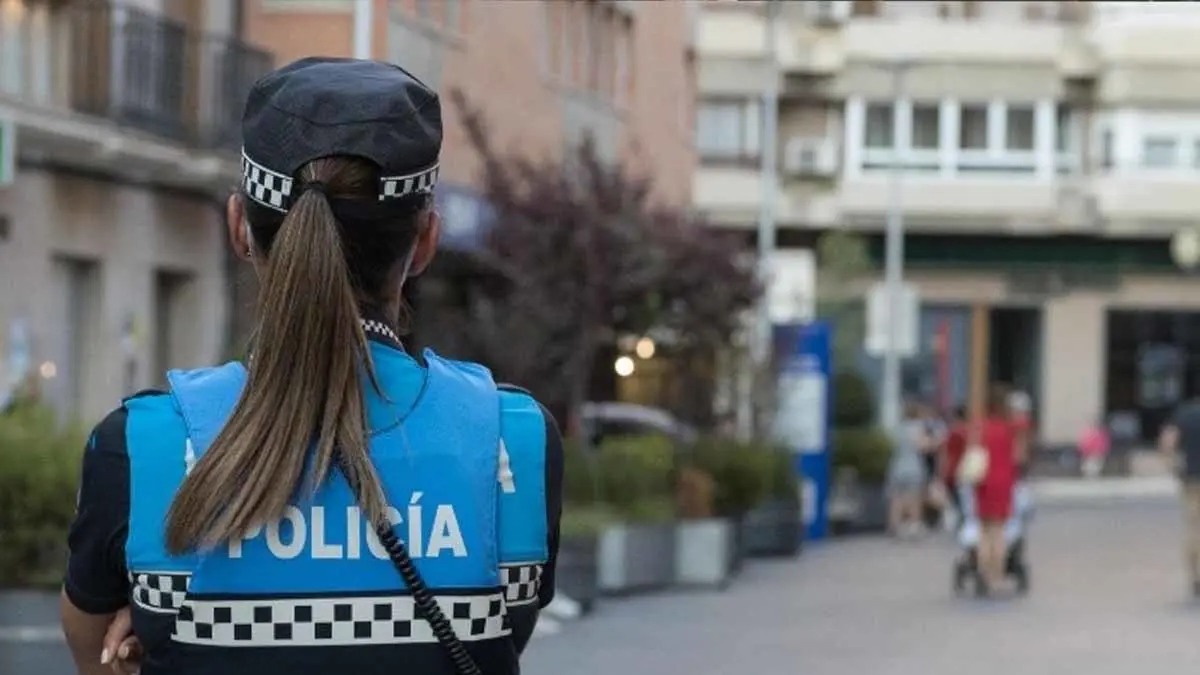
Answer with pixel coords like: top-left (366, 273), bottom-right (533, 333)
top-left (1029, 449), bottom-right (1178, 504)
top-left (524, 498), bottom-right (1197, 675)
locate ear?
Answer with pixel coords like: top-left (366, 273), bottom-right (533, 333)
top-left (227, 193), bottom-right (251, 260)
top-left (408, 209), bottom-right (441, 277)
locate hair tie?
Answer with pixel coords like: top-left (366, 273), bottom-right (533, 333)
top-left (302, 181), bottom-right (328, 197)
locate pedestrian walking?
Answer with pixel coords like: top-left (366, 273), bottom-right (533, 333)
top-left (975, 385), bottom-right (1019, 595)
top-left (1159, 398), bottom-right (1200, 597)
top-left (60, 57), bottom-right (564, 675)
top-left (887, 401), bottom-right (929, 539)
top-left (941, 405), bottom-right (969, 527)
top-left (1078, 417), bottom-right (1111, 480)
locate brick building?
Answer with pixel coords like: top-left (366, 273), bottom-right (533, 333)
top-left (244, 0), bottom-right (697, 208)
top-left (0, 0), bottom-right (268, 424)
top-left (236, 0), bottom-right (700, 354)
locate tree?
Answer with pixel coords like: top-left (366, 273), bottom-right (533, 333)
top-left (815, 231), bottom-right (874, 370)
top-left (449, 90), bottom-right (760, 431)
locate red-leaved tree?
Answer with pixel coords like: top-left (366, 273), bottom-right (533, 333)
top-left (445, 90), bottom-right (760, 431)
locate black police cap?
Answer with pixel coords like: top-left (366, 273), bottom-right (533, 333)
top-left (240, 57), bottom-right (442, 214)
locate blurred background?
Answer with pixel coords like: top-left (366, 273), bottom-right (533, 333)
top-left (4, 1), bottom-right (1200, 674)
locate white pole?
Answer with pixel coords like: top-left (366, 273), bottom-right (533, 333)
top-left (741, 0), bottom-right (780, 440)
top-left (756, 0), bottom-right (780, 358)
top-left (353, 0), bottom-right (373, 60)
top-left (879, 61), bottom-right (910, 434)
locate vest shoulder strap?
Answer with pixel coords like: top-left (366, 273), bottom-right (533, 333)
top-left (167, 362), bottom-right (247, 456)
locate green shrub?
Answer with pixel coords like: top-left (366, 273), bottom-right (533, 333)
top-left (685, 437), bottom-right (772, 517)
top-left (562, 438), bottom-right (601, 505)
top-left (0, 404), bottom-right (86, 588)
top-left (595, 434), bottom-right (676, 523)
top-left (560, 503), bottom-right (616, 538)
top-left (832, 369), bottom-right (875, 427)
top-left (830, 426), bottom-right (893, 485)
top-left (764, 446), bottom-right (799, 500)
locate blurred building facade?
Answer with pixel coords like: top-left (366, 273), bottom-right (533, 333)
top-left (0, 0), bottom-right (270, 422)
top-left (237, 0), bottom-right (698, 360)
top-left (694, 0), bottom-right (1200, 444)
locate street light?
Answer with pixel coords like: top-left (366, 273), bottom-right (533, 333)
top-left (754, 0), bottom-right (781, 366)
top-left (878, 60), bottom-right (914, 434)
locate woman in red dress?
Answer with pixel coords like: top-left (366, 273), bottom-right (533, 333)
top-left (976, 386), bottom-right (1018, 592)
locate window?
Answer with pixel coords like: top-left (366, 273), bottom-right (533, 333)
top-left (851, 0), bottom-right (881, 17)
top-left (613, 16), bottom-right (634, 105)
top-left (1055, 104), bottom-right (1072, 153)
top-left (864, 103), bottom-right (894, 149)
top-left (444, 0), bottom-right (462, 32)
top-left (1005, 105), bottom-right (1035, 151)
top-left (959, 105), bottom-right (988, 150)
top-left (696, 100), bottom-right (760, 161)
top-left (1100, 129), bottom-right (1113, 170)
top-left (911, 104), bottom-right (940, 150)
top-left (1142, 136), bottom-right (1178, 168)
top-left (582, 1), bottom-right (603, 91)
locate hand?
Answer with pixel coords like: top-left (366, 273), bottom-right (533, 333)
top-left (100, 607), bottom-right (143, 675)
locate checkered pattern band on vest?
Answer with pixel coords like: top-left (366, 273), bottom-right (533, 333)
top-left (241, 149), bottom-right (439, 214)
top-left (499, 563), bottom-right (542, 607)
top-left (173, 592), bottom-right (510, 647)
top-left (131, 571), bottom-right (191, 614)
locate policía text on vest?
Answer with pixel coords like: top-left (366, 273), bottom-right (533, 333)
top-left (227, 491), bottom-right (468, 560)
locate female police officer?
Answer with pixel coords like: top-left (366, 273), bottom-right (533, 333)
top-left (60, 57), bottom-right (563, 675)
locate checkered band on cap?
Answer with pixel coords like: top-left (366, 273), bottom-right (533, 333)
top-left (241, 149), bottom-right (439, 214)
top-left (173, 592), bottom-right (510, 647)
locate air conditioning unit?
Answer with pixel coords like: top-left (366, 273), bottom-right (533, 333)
top-left (809, 0), bottom-right (852, 25)
top-left (784, 138), bottom-right (838, 177)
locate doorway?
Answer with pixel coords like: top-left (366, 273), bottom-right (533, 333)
top-left (989, 307), bottom-right (1043, 417)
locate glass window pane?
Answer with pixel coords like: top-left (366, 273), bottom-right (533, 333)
top-left (864, 102), bottom-right (894, 149)
top-left (1142, 136), bottom-right (1178, 168)
top-left (696, 102), bottom-right (742, 157)
top-left (911, 104), bottom-right (940, 150)
top-left (1006, 105), bottom-right (1035, 151)
top-left (1055, 104), bottom-right (1071, 153)
top-left (959, 105), bottom-right (988, 150)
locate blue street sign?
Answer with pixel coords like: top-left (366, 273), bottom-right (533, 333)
top-left (773, 321), bottom-right (832, 541)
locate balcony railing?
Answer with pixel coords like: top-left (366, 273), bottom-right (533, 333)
top-left (0, 0), bottom-right (272, 151)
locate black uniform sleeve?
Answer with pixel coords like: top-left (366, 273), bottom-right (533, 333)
top-left (63, 406), bottom-right (133, 615)
top-left (536, 401), bottom-right (564, 610)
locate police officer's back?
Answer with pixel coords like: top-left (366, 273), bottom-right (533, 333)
top-left (60, 58), bottom-right (563, 675)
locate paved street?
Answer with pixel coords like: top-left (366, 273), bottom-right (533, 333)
top-left (526, 496), bottom-right (1198, 675)
top-left (4, 491), bottom-right (1196, 675)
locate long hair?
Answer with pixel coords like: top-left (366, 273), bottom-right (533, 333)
top-left (164, 157), bottom-right (423, 554)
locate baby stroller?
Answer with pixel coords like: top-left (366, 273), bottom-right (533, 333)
top-left (953, 480), bottom-right (1034, 596)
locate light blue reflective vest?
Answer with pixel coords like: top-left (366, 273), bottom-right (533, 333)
top-left (123, 344), bottom-right (548, 656)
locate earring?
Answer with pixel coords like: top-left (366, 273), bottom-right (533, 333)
top-left (246, 247), bottom-right (253, 259)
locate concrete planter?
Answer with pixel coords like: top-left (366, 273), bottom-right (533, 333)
top-left (673, 518), bottom-right (738, 589)
top-left (829, 473), bottom-right (888, 536)
top-left (597, 522), bottom-right (677, 594)
top-left (554, 535), bottom-right (599, 616)
top-left (743, 497), bottom-right (803, 557)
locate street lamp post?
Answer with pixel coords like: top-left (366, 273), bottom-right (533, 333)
top-left (755, 0), bottom-right (781, 366)
top-left (737, 0), bottom-right (781, 440)
top-left (879, 61), bottom-right (912, 434)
